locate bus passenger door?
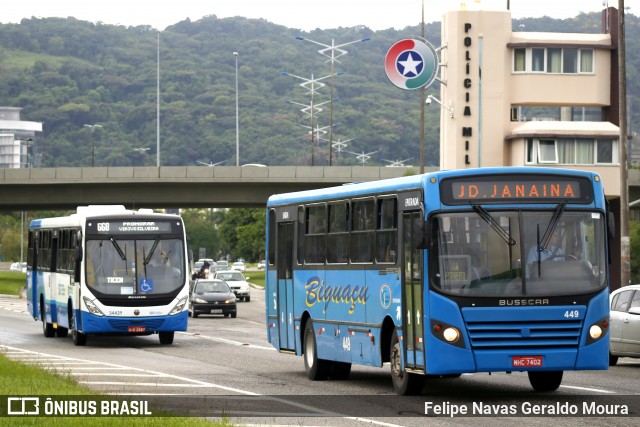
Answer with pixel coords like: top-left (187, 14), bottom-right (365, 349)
top-left (401, 211), bottom-right (425, 371)
top-left (277, 222), bottom-right (296, 351)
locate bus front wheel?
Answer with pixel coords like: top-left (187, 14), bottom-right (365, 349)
top-left (70, 313), bottom-right (87, 346)
top-left (390, 330), bottom-right (424, 395)
top-left (159, 331), bottom-right (174, 345)
top-left (304, 320), bottom-right (330, 380)
top-left (528, 370), bottom-right (563, 392)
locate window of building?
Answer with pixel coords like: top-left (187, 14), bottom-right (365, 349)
top-left (532, 48), bottom-right (545, 72)
top-left (562, 48), bottom-right (578, 73)
top-left (580, 49), bottom-right (594, 73)
top-left (514, 48), bottom-right (526, 72)
top-left (596, 139), bottom-right (614, 164)
top-left (526, 138), bottom-right (618, 165)
top-left (513, 47), bottom-right (594, 74)
top-left (547, 48), bottom-right (562, 73)
top-left (538, 139), bottom-right (558, 163)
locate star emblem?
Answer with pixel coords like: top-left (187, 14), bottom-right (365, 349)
top-left (397, 51), bottom-right (424, 77)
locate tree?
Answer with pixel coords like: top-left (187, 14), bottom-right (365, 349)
top-left (218, 208), bottom-right (265, 261)
top-left (181, 209), bottom-right (221, 260)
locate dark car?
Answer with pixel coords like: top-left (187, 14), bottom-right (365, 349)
top-left (189, 279), bottom-right (237, 318)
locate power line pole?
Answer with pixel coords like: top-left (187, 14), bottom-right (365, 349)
top-left (619, 0), bottom-right (630, 287)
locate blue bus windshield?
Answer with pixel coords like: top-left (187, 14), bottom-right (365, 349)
top-left (430, 209), bottom-right (606, 297)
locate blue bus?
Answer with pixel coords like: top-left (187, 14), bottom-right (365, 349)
top-left (265, 167), bottom-right (611, 394)
top-left (27, 206), bottom-right (189, 346)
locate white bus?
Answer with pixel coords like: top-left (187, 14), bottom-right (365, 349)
top-left (27, 205), bottom-right (189, 345)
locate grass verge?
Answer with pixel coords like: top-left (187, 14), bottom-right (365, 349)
top-left (0, 353), bottom-right (231, 425)
top-left (245, 270), bottom-right (265, 288)
top-left (0, 271), bottom-right (25, 296)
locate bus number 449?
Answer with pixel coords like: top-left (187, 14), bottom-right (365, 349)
top-left (563, 310), bottom-right (580, 319)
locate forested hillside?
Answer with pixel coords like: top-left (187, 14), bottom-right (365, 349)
top-left (0, 11), bottom-right (638, 168)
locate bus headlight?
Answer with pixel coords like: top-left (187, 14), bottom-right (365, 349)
top-left (589, 324), bottom-right (603, 340)
top-left (431, 319), bottom-right (466, 348)
top-left (169, 296), bottom-right (188, 315)
top-left (586, 316), bottom-right (609, 345)
top-left (443, 327), bottom-right (460, 343)
top-left (82, 297), bottom-right (105, 316)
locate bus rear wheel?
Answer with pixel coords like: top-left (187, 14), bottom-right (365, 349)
top-left (528, 370), bottom-right (563, 392)
top-left (390, 329), bottom-right (424, 395)
top-left (304, 320), bottom-right (330, 380)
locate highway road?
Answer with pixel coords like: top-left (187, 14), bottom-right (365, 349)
top-left (0, 290), bottom-right (639, 426)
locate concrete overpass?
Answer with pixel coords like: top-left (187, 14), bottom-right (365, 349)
top-left (2, 165), bottom-right (638, 211)
top-left (0, 166), bottom-right (432, 211)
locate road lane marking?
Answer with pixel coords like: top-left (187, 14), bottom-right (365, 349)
top-left (179, 331), bottom-right (275, 351)
top-left (560, 385), bottom-right (616, 393)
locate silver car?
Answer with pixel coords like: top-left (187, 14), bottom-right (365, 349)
top-left (609, 284), bottom-right (640, 365)
top-left (215, 270), bottom-right (251, 302)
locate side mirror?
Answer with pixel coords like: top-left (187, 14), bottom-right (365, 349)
top-left (628, 307), bottom-right (640, 316)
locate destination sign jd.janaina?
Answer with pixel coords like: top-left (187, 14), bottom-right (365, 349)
top-left (440, 176), bottom-right (594, 205)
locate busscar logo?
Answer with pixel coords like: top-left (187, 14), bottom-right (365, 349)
top-left (499, 299), bottom-right (549, 306)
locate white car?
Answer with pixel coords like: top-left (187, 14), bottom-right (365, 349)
top-left (215, 270), bottom-right (251, 302)
top-left (10, 262), bottom-right (27, 273)
top-left (231, 261), bottom-right (245, 272)
top-left (609, 284), bottom-right (640, 366)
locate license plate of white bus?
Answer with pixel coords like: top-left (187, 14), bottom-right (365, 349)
top-left (128, 326), bottom-right (146, 333)
top-left (512, 356), bottom-right (543, 367)
top-left (211, 309), bottom-right (223, 314)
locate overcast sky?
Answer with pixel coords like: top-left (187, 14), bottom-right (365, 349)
top-left (0, 0), bottom-right (631, 32)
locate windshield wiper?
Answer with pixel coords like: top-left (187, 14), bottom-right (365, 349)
top-left (540, 203), bottom-right (565, 250)
top-left (109, 236), bottom-right (127, 261)
top-left (473, 205), bottom-right (516, 246)
top-left (143, 237), bottom-right (160, 266)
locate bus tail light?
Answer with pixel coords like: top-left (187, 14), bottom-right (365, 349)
top-left (169, 296), bottom-right (188, 315)
top-left (82, 297), bottom-right (105, 316)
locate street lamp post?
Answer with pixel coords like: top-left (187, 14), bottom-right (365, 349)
top-left (281, 71), bottom-right (342, 165)
top-left (83, 124), bottom-right (103, 167)
top-left (234, 52), bottom-right (240, 166)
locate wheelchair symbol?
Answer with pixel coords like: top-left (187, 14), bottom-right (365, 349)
top-left (140, 279), bottom-right (153, 293)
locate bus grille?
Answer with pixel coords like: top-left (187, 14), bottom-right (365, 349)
top-left (108, 319), bottom-right (165, 331)
top-left (465, 320), bottom-right (583, 350)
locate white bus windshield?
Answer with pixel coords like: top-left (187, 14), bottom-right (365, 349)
top-left (430, 210), bottom-right (606, 297)
top-left (85, 237), bottom-right (185, 296)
